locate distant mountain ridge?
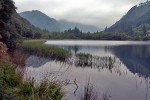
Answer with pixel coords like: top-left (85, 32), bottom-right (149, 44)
top-left (107, 1), bottom-right (150, 35)
top-left (20, 10), bottom-right (60, 32)
top-left (59, 20), bottom-right (101, 32)
top-left (20, 10), bottom-right (101, 33)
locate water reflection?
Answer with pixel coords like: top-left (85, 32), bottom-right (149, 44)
top-left (75, 55), bottom-right (115, 70)
top-left (25, 41), bottom-right (150, 100)
top-left (112, 45), bottom-right (150, 78)
top-left (26, 56), bottom-right (49, 67)
top-left (53, 44), bottom-right (150, 78)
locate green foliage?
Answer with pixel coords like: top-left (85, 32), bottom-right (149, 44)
top-left (92, 32), bottom-right (130, 40)
top-left (9, 12), bottom-right (47, 39)
top-left (132, 24), bottom-right (150, 35)
top-left (0, 0), bottom-right (16, 23)
top-left (107, 1), bottom-right (150, 35)
top-left (34, 32), bottom-right (42, 39)
top-left (47, 28), bottom-right (130, 40)
top-left (76, 53), bottom-right (92, 60)
top-left (0, 0), bottom-right (21, 49)
top-left (0, 39), bottom-right (64, 100)
top-left (22, 39), bottom-right (70, 61)
top-left (0, 63), bottom-right (22, 100)
top-left (0, 63), bottom-right (64, 100)
top-left (0, 0), bottom-right (49, 49)
top-left (18, 80), bottom-right (63, 100)
top-left (48, 27), bottom-right (83, 39)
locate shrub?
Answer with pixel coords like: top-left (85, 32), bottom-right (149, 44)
top-left (18, 79), bottom-right (64, 100)
top-left (0, 63), bottom-right (22, 100)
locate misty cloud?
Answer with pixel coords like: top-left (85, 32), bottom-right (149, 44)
top-left (14, 0), bottom-right (144, 28)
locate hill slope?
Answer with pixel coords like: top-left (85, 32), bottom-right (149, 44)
top-left (9, 11), bottom-right (50, 38)
top-left (20, 10), bottom-right (60, 32)
top-left (20, 10), bottom-right (101, 33)
top-left (0, 0), bottom-right (50, 49)
top-left (107, 1), bottom-right (150, 35)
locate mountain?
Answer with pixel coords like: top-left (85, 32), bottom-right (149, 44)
top-left (107, 1), bottom-right (150, 35)
top-left (0, 0), bottom-right (51, 49)
top-left (1, 10), bottom-right (46, 49)
top-left (10, 12), bottom-right (36, 35)
top-left (20, 10), bottom-right (101, 33)
top-left (20, 10), bottom-right (60, 32)
top-left (59, 20), bottom-right (101, 33)
top-left (10, 11), bottom-right (50, 38)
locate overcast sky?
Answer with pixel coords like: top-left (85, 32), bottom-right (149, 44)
top-left (14, 0), bottom-right (144, 28)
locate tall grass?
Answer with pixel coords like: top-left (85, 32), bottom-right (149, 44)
top-left (22, 39), bottom-right (71, 61)
top-left (75, 53), bottom-right (115, 71)
top-left (0, 41), bottom-right (64, 100)
top-left (80, 81), bottom-right (98, 100)
top-left (0, 63), bottom-right (64, 100)
top-left (0, 63), bottom-right (22, 100)
top-left (79, 81), bottom-right (110, 100)
top-left (17, 79), bottom-right (64, 100)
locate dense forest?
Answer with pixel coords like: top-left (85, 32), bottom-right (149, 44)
top-left (48, 27), bottom-right (130, 40)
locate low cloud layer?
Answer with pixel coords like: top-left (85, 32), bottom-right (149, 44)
top-left (14, 0), bottom-right (144, 28)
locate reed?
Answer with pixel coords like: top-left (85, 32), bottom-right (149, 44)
top-left (22, 39), bottom-right (71, 61)
top-left (79, 81), bottom-right (110, 100)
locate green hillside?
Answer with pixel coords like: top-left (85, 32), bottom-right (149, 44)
top-left (1, 10), bottom-right (50, 48)
top-left (107, 1), bottom-right (150, 36)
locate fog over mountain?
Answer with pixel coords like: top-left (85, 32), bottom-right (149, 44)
top-left (20, 10), bottom-right (101, 32)
top-left (14, 0), bottom-right (143, 27)
top-left (59, 20), bottom-right (101, 32)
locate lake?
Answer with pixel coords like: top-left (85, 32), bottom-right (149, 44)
top-left (25, 40), bottom-right (150, 100)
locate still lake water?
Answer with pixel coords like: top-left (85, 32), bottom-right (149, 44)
top-left (25, 40), bottom-right (150, 100)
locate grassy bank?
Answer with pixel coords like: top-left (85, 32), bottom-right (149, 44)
top-left (22, 39), bottom-right (70, 61)
top-left (0, 63), bottom-right (64, 100)
top-left (0, 42), bottom-right (64, 100)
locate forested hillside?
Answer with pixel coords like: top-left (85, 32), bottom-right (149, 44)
top-left (0, 1), bottom-right (50, 49)
top-left (107, 1), bottom-right (150, 36)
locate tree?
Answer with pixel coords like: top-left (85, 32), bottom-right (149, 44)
top-left (142, 25), bottom-right (147, 34)
top-left (0, 0), bottom-right (17, 49)
top-left (0, 0), bottom-right (16, 24)
top-left (22, 30), bottom-right (33, 38)
top-left (34, 32), bottom-right (42, 39)
top-left (104, 26), bottom-right (108, 31)
top-left (74, 27), bottom-right (80, 34)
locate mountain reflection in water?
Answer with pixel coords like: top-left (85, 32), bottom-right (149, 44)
top-left (25, 41), bottom-right (150, 100)
top-left (56, 44), bottom-right (150, 78)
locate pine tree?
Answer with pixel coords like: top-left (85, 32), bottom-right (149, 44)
top-left (104, 26), bottom-right (108, 31)
top-left (142, 25), bottom-right (147, 34)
